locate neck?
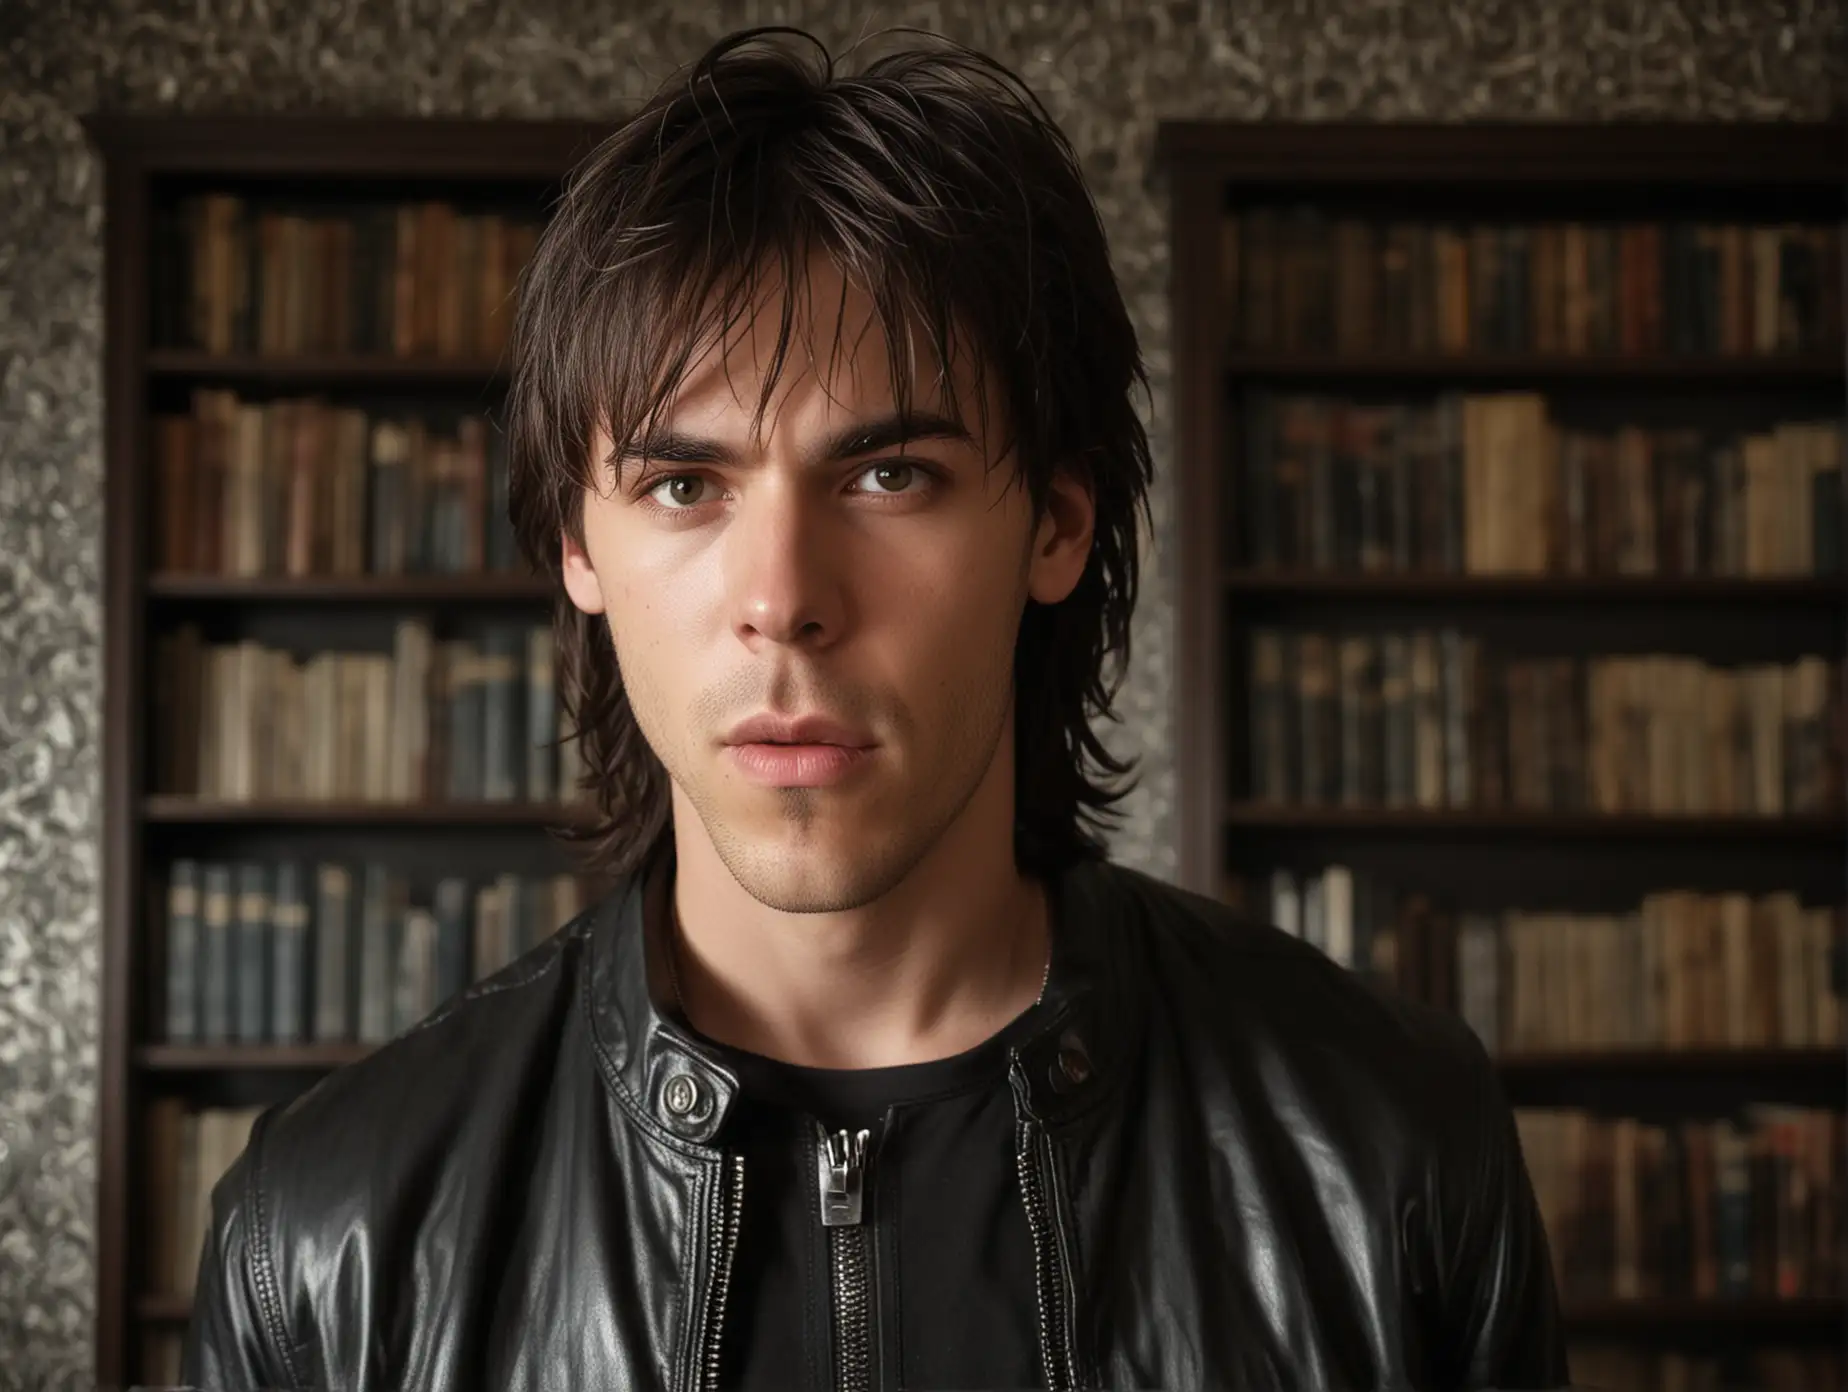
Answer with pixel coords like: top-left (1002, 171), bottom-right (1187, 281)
top-left (664, 737), bottom-right (1050, 1070)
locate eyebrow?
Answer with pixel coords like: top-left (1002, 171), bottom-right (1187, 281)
top-left (614, 410), bottom-right (975, 473)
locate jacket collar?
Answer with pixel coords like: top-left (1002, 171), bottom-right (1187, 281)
top-left (584, 852), bottom-right (1141, 1144)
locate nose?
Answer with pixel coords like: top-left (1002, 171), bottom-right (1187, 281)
top-left (724, 478), bottom-right (846, 651)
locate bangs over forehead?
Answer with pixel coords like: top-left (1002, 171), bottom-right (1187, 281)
top-left (607, 245), bottom-right (1000, 474)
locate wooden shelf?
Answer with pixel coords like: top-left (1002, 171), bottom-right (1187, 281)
top-left (147, 572), bottom-right (553, 603)
top-left (1223, 806), bottom-right (1845, 841)
top-left (137, 1043), bottom-right (374, 1072)
top-left (143, 797), bottom-right (593, 826)
top-left (1221, 572), bottom-right (1843, 603)
top-left (145, 349), bottom-right (508, 385)
top-left (1562, 1296), bottom-right (1846, 1333)
top-left (1221, 351), bottom-right (1843, 382)
top-left (1497, 1047), bottom-right (1845, 1079)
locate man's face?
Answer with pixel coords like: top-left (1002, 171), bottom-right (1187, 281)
top-left (561, 260), bottom-right (1092, 913)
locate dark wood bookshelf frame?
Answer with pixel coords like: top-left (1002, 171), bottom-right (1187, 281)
top-left (1221, 806), bottom-right (1846, 840)
top-left (1220, 573), bottom-right (1845, 603)
top-left (84, 112), bottom-right (614, 1391)
top-left (141, 796), bottom-right (596, 825)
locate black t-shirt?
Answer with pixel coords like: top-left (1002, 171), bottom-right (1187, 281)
top-left (709, 1009), bottom-right (1047, 1392)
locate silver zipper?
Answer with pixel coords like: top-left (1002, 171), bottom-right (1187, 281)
top-left (819, 1126), bottom-right (874, 1392)
top-left (694, 1153), bottom-right (746, 1392)
top-left (1017, 1120), bottom-right (1076, 1392)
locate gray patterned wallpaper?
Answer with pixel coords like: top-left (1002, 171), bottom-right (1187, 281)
top-left (0, 0), bottom-right (1841, 1385)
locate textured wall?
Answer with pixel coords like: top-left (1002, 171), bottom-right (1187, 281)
top-left (0, 0), bottom-right (1841, 1385)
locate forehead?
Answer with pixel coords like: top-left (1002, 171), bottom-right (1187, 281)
top-left (656, 253), bottom-right (989, 439)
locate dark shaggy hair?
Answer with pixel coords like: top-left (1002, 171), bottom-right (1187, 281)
top-left (505, 26), bottom-right (1152, 886)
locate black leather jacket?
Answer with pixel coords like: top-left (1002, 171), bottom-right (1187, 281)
top-left (183, 859), bottom-right (1570, 1392)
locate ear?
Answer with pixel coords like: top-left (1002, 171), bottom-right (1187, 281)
top-left (1026, 467), bottom-right (1095, 605)
top-left (560, 529), bottom-right (607, 616)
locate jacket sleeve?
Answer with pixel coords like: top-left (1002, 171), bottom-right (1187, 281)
top-left (1428, 1019), bottom-right (1572, 1392)
top-left (180, 1115), bottom-right (301, 1392)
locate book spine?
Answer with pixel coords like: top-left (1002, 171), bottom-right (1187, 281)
top-left (1249, 628), bottom-right (1288, 802)
top-left (165, 861), bottom-right (201, 1044)
top-left (526, 626), bottom-right (558, 804)
top-left (270, 862), bottom-right (308, 1046)
top-left (1296, 633), bottom-right (1334, 806)
top-left (487, 426), bottom-right (517, 573)
top-left (199, 863), bottom-right (233, 1044)
top-left (357, 863), bottom-right (396, 1044)
top-left (480, 626), bottom-right (523, 801)
top-left (312, 863), bottom-right (352, 1043)
top-left (434, 876), bottom-right (472, 1005)
top-left (232, 862), bottom-right (271, 1044)
top-left (449, 644), bottom-right (484, 802)
top-left (1337, 636), bottom-right (1366, 807)
top-left (393, 907), bottom-right (437, 1036)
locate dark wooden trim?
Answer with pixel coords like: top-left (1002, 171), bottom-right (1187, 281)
top-left (1220, 572), bottom-right (1845, 603)
top-left (147, 573), bottom-right (554, 603)
top-left (142, 796), bottom-right (594, 826)
top-left (1221, 351), bottom-right (1845, 383)
top-left (81, 114), bottom-right (615, 179)
top-left (1496, 1047), bottom-right (1846, 1078)
top-left (1154, 121), bottom-right (1848, 187)
top-left (133, 1293), bottom-right (192, 1325)
top-left (146, 349), bottom-right (510, 385)
top-left (1223, 805), bottom-right (1846, 841)
top-left (137, 1044), bottom-right (374, 1072)
top-left (95, 142), bottom-right (149, 1392)
top-left (1561, 1296), bottom-right (1846, 1332)
top-left (1171, 163), bottom-right (1226, 896)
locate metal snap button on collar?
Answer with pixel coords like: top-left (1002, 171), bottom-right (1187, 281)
top-left (1049, 1029), bottom-right (1093, 1093)
top-left (663, 1072), bottom-right (708, 1123)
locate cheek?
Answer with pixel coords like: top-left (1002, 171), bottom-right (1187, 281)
top-left (871, 526), bottom-right (1027, 679)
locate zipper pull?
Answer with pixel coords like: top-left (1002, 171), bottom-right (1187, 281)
top-left (818, 1126), bottom-right (871, 1227)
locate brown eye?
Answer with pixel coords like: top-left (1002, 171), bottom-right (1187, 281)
top-left (862, 462), bottom-right (915, 493)
top-left (649, 475), bottom-right (708, 508)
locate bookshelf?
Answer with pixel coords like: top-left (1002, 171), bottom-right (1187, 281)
top-left (1159, 121), bottom-right (1848, 1377)
top-left (85, 114), bottom-right (614, 1390)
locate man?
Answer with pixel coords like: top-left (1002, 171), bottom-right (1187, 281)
top-left (185, 28), bottom-right (1569, 1392)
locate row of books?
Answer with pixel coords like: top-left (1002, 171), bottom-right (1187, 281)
top-left (153, 194), bottom-right (543, 358)
top-left (1246, 633), bottom-right (1839, 816)
top-left (151, 621), bottom-right (591, 805)
top-left (152, 392), bottom-right (521, 577)
top-left (1222, 212), bottom-right (1843, 356)
top-left (1567, 1345), bottom-right (1842, 1392)
top-left (1516, 1106), bottom-right (1844, 1301)
top-left (142, 1103), bottom-right (258, 1297)
top-left (161, 859), bottom-right (585, 1046)
top-left (1234, 393), bottom-right (1842, 576)
top-left (1238, 867), bottom-right (1845, 1053)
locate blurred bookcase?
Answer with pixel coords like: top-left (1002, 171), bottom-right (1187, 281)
top-left (1158, 121), bottom-right (1847, 1386)
top-left (84, 114), bottom-right (614, 1390)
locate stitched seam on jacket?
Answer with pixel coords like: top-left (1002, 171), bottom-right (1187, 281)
top-left (244, 1110), bottom-right (306, 1391)
top-left (577, 925), bottom-right (716, 1158)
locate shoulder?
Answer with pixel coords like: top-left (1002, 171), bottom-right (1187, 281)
top-left (267, 901), bottom-right (594, 1175)
top-left (1081, 860), bottom-right (1495, 1129)
top-left (220, 897), bottom-right (606, 1284)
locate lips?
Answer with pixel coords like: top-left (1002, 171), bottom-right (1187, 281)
top-left (722, 713), bottom-right (877, 789)
top-left (723, 714), bottom-right (875, 750)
